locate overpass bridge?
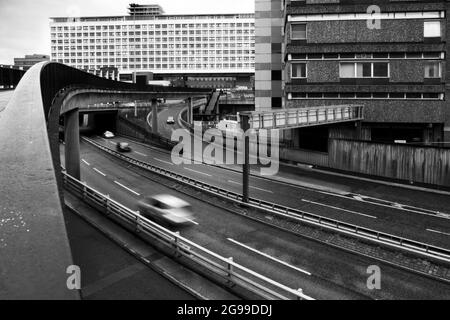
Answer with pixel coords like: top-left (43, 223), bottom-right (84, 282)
top-left (0, 62), bottom-right (210, 299)
top-left (0, 62), bottom-right (317, 300)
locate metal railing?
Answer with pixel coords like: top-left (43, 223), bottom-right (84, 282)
top-left (82, 136), bottom-right (450, 264)
top-left (245, 105), bottom-right (364, 130)
top-left (62, 170), bottom-right (313, 300)
top-left (117, 114), bottom-right (177, 149)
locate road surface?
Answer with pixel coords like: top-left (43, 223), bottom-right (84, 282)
top-left (88, 135), bottom-right (450, 250)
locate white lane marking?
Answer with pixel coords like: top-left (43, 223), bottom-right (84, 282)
top-left (184, 167), bottom-right (212, 177)
top-left (114, 181), bottom-right (141, 196)
top-left (227, 180), bottom-right (273, 194)
top-left (93, 168), bottom-right (106, 177)
top-left (227, 238), bottom-right (311, 276)
top-left (186, 218), bottom-right (199, 226)
top-left (427, 229), bottom-right (450, 236)
top-left (342, 193), bottom-right (450, 219)
top-left (134, 151), bottom-right (147, 157)
top-left (153, 157), bottom-right (174, 166)
top-left (301, 199), bottom-right (377, 219)
top-left (82, 159), bottom-right (91, 166)
top-left (109, 141), bottom-right (116, 146)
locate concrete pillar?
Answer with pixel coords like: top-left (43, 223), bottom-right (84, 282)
top-left (215, 98), bottom-right (220, 122)
top-left (240, 114), bottom-right (250, 203)
top-left (292, 128), bottom-right (300, 148)
top-left (188, 97), bottom-right (194, 124)
top-left (243, 135), bottom-right (250, 203)
top-left (187, 98), bottom-right (191, 125)
top-left (355, 121), bottom-right (362, 140)
top-left (64, 108), bottom-right (81, 180)
top-left (152, 98), bottom-right (158, 135)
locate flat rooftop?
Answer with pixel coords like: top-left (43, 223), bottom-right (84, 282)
top-left (50, 13), bottom-right (254, 23)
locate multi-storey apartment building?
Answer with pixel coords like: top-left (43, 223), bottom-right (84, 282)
top-left (257, 0), bottom-right (449, 150)
top-left (49, 4), bottom-right (255, 88)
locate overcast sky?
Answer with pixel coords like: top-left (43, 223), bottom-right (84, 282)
top-left (0, 0), bottom-right (255, 64)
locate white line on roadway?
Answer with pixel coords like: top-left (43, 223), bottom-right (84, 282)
top-left (82, 159), bottom-right (90, 166)
top-left (134, 151), bottom-right (148, 157)
top-left (93, 168), bottom-right (106, 177)
top-left (153, 157), bottom-right (174, 166)
top-left (301, 199), bottom-right (377, 219)
top-left (184, 167), bottom-right (212, 177)
top-left (227, 238), bottom-right (312, 276)
top-left (426, 228), bottom-right (450, 236)
top-left (114, 181), bottom-right (141, 196)
top-left (186, 218), bottom-right (199, 226)
top-left (227, 180), bottom-right (273, 194)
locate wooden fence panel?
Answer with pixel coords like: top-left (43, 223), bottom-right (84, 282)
top-left (329, 139), bottom-right (450, 186)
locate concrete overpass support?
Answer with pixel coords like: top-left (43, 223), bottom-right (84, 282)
top-left (188, 97), bottom-right (194, 125)
top-left (64, 108), bottom-right (81, 180)
top-left (152, 98), bottom-right (158, 134)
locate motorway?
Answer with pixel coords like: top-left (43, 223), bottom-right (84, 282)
top-left (61, 140), bottom-right (450, 299)
top-left (87, 134), bottom-right (450, 251)
top-left (146, 99), bottom-right (185, 138)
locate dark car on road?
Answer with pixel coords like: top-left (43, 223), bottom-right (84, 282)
top-left (116, 142), bottom-right (131, 152)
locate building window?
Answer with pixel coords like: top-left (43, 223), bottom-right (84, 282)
top-left (340, 62), bottom-right (389, 78)
top-left (291, 63), bottom-right (307, 78)
top-left (424, 62), bottom-right (441, 78)
top-left (424, 21), bottom-right (441, 38)
top-left (340, 63), bottom-right (356, 78)
top-left (291, 24), bottom-right (306, 40)
top-left (373, 63), bottom-right (389, 77)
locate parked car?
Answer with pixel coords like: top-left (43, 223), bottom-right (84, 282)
top-left (137, 194), bottom-right (195, 226)
top-left (116, 142), bottom-right (131, 152)
top-left (166, 116), bottom-right (175, 124)
top-left (102, 131), bottom-right (115, 139)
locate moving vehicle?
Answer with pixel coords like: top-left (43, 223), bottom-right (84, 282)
top-left (102, 131), bottom-right (115, 139)
top-left (137, 194), bottom-right (195, 226)
top-left (166, 116), bottom-right (175, 124)
top-left (116, 142), bottom-right (131, 152)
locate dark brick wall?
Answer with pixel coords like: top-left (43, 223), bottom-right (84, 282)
top-left (307, 61), bottom-right (340, 82)
top-left (286, 59), bottom-right (445, 83)
top-left (286, 19), bottom-right (444, 44)
top-left (285, 98), bottom-right (445, 123)
top-left (390, 60), bottom-right (426, 83)
top-left (286, 59), bottom-right (446, 83)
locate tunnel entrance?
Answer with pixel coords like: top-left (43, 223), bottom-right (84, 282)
top-left (79, 111), bottom-right (118, 136)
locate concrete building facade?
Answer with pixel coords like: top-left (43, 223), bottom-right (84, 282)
top-left (49, 4), bottom-right (255, 89)
top-left (255, 0), bottom-right (283, 110)
top-left (257, 0), bottom-right (450, 149)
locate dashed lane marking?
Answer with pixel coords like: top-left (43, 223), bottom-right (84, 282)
top-left (114, 181), bottom-right (141, 196)
top-left (227, 238), bottom-right (312, 276)
top-left (301, 199), bottom-right (377, 219)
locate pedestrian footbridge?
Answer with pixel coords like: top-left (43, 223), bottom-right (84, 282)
top-left (240, 105), bottom-right (364, 131)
